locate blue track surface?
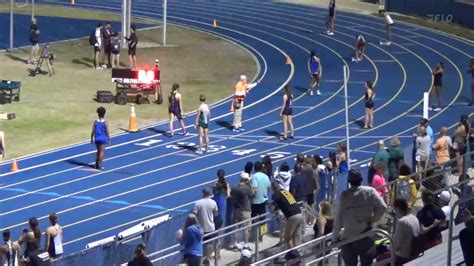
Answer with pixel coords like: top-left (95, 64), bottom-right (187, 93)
top-left (1, 0), bottom-right (473, 254)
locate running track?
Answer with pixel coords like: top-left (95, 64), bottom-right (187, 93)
top-left (1, 0), bottom-right (473, 254)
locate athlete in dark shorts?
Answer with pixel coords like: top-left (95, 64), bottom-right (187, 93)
top-left (308, 50), bottom-right (321, 96)
top-left (280, 86), bottom-right (294, 141)
top-left (363, 81), bottom-right (375, 129)
top-left (168, 83), bottom-right (187, 137)
top-left (429, 62), bottom-right (444, 112)
top-left (326, 0), bottom-right (335, 35)
top-left (126, 24), bottom-right (138, 69)
top-left (101, 22), bottom-right (113, 68)
top-left (353, 35), bottom-right (366, 62)
top-left (195, 95), bottom-right (210, 154)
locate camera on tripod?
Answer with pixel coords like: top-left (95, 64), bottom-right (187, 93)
top-left (30, 43), bottom-right (55, 77)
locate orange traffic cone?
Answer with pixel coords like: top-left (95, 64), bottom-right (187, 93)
top-left (285, 56), bottom-right (292, 65)
top-left (212, 19), bottom-right (218, 28)
top-left (128, 104), bottom-right (138, 132)
top-left (11, 159), bottom-right (19, 172)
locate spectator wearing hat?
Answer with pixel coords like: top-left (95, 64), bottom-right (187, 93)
top-left (437, 190), bottom-right (451, 230)
top-left (127, 243), bottom-right (152, 266)
top-left (332, 170), bottom-right (387, 266)
top-left (388, 137), bottom-right (404, 182)
top-left (230, 172), bottom-right (254, 250)
top-left (460, 215), bottom-right (474, 266)
top-left (193, 187), bottom-right (218, 265)
top-left (374, 140), bottom-right (390, 180)
top-left (231, 75), bottom-right (258, 118)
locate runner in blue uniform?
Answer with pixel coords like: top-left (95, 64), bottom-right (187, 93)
top-left (280, 86), bottom-right (294, 141)
top-left (91, 107), bottom-right (110, 170)
top-left (308, 50), bottom-right (321, 96)
top-left (168, 83), bottom-right (187, 137)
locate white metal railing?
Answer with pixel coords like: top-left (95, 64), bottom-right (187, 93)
top-left (447, 195), bottom-right (474, 266)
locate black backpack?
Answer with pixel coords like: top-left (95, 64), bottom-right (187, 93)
top-left (89, 30), bottom-right (96, 46)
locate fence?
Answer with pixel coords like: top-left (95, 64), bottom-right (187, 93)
top-left (386, 0), bottom-right (474, 29)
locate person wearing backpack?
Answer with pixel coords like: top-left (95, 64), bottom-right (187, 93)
top-left (391, 164), bottom-right (417, 208)
top-left (90, 23), bottom-right (102, 70)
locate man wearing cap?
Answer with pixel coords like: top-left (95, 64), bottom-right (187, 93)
top-left (28, 18), bottom-right (40, 64)
top-left (230, 172), bottom-right (255, 250)
top-left (193, 187), bottom-right (218, 265)
top-left (332, 169), bottom-right (387, 266)
top-left (231, 75), bottom-right (258, 113)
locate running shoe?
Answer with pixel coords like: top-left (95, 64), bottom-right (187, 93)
top-left (428, 107), bottom-right (433, 111)
top-left (279, 136), bottom-right (287, 142)
top-left (362, 126), bottom-right (369, 129)
top-left (233, 128), bottom-right (240, 132)
top-left (352, 57), bottom-right (356, 62)
top-left (316, 90), bottom-right (321, 96)
top-left (289, 135), bottom-right (295, 139)
top-left (310, 90), bottom-right (314, 96)
top-left (386, 41), bottom-right (391, 45)
top-left (434, 107), bottom-right (441, 112)
top-left (328, 31), bottom-right (334, 36)
top-left (182, 131), bottom-right (188, 136)
top-left (196, 150), bottom-right (203, 155)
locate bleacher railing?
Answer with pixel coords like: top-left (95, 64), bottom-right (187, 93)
top-left (252, 229), bottom-right (395, 266)
top-left (447, 195), bottom-right (474, 266)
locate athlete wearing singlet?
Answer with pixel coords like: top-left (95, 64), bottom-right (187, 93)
top-left (198, 103), bottom-right (210, 129)
top-left (91, 107), bottom-right (109, 170)
top-left (45, 214), bottom-right (63, 259)
top-left (282, 94), bottom-right (293, 116)
top-left (168, 91), bottom-right (182, 119)
top-left (280, 86), bottom-right (295, 141)
top-left (354, 35), bottom-right (366, 62)
top-left (429, 62), bottom-right (444, 111)
top-left (0, 230), bottom-right (19, 266)
top-left (195, 95), bottom-right (211, 154)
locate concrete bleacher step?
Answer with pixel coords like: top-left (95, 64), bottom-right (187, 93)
top-left (406, 223), bottom-right (465, 266)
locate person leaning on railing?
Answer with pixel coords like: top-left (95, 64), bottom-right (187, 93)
top-left (332, 169), bottom-right (387, 266)
top-left (459, 214), bottom-right (474, 266)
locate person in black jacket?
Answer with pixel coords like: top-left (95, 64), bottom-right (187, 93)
top-left (128, 243), bottom-right (152, 266)
top-left (28, 18), bottom-right (40, 65)
top-left (101, 22), bottom-right (113, 68)
top-left (126, 24), bottom-right (138, 69)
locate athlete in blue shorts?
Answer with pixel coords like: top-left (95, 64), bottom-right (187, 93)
top-left (308, 50), bottom-right (321, 96)
top-left (91, 107), bottom-right (110, 169)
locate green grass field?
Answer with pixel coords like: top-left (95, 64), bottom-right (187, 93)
top-left (0, 5), bottom-right (257, 159)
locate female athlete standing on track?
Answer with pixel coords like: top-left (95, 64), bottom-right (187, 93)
top-left (91, 107), bottom-right (110, 170)
top-left (280, 86), bottom-right (294, 141)
top-left (168, 83), bottom-right (187, 137)
top-left (195, 95), bottom-right (211, 154)
top-left (326, 0), bottom-right (336, 35)
top-left (363, 81), bottom-right (376, 129)
top-left (308, 50), bottom-right (321, 96)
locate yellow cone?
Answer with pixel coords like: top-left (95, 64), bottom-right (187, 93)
top-left (128, 104), bottom-right (138, 132)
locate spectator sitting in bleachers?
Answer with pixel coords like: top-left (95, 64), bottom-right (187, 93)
top-left (459, 214), bottom-right (474, 266)
top-left (417, 190), bottom-right (446, 249)
top-left (391, 199), bottom-right (422, 264)
top-left (314, 201), bottom-right (333, 238)
top-left (437, 190), bottom-right (451, 230)
top-left (332, 170), bottom-right (387, 266)
top-left (127, 243), bottom-right (152, 266)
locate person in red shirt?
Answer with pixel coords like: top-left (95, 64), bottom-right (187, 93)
top-left (372, 163), bottom-right (387, 201)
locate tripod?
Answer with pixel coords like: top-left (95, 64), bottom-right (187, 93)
top-left (32, 43), bottom-right (55, 77)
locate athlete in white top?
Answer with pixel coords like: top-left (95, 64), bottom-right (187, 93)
top-left (45, 213), bottom-right (63, 259)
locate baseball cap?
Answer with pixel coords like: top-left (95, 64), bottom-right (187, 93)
top-left (240, 172), bottom-right (250, 180)
top-left (202, 187), bottom-right (212, 196)
top-left (438, 191), bottom-right (451, 202)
